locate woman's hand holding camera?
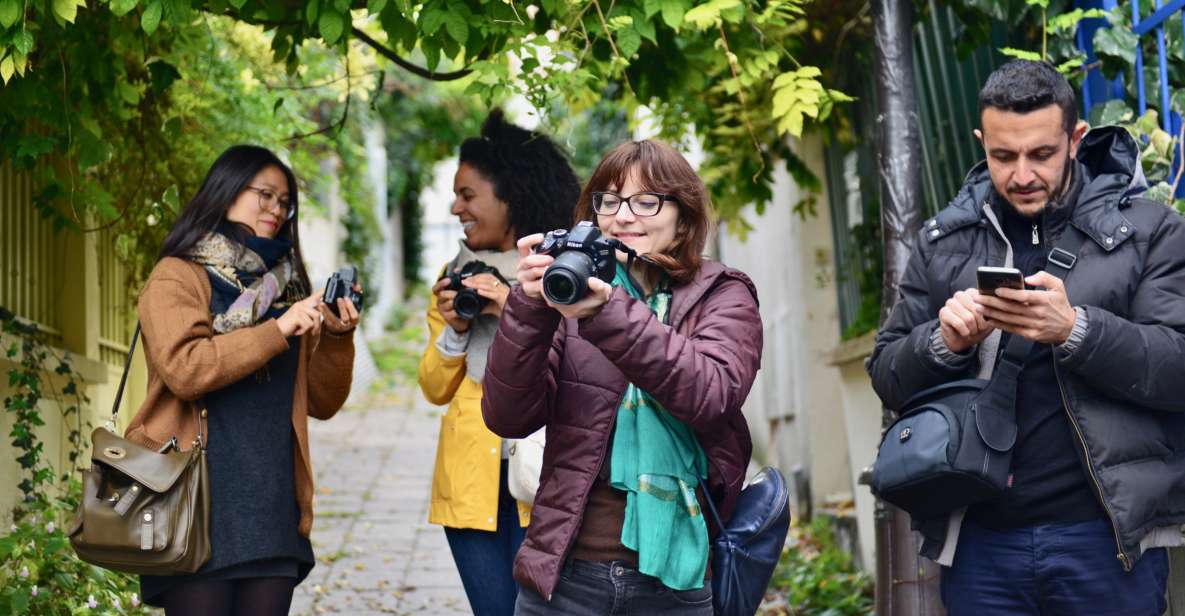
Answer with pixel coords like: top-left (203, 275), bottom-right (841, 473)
top-left (319, 282), bottom-right (363, 335)
top-left (517, 234), bottom-right (552, 301)
top-left (277, 284), bottom-right (363, 338)
top-left (277, 293), bottom-right (324, 337)
top-left (515, 234), bottom-right (612, 319)
top-left (433, 278), bottom-right (470, 333)
top-left (460, 273), bottom-right (510, 318)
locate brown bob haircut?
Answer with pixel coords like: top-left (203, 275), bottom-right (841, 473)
top-left (573, 140), bottom-right (712, 284)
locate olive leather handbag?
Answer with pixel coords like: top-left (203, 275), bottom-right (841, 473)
top-left (69, 324), bottom-right (212, 575)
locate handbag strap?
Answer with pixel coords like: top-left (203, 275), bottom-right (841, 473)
top-left (109, 322), bottom-right (141, 423)
top-left (697, 476), bottom-right (727, 537)
top-left (109, 322), bottom-right (206, 450)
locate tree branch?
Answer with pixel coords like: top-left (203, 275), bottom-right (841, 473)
top-left (351, 27), bottom-right (475, 81)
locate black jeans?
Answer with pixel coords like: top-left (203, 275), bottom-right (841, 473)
top-left (514, 559), bottom-right (712, 616)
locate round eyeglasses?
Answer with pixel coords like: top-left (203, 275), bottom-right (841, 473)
top-left (591, 191), bottom-right (678, 217)
top-left (246, 186), bottom-right (295, 221)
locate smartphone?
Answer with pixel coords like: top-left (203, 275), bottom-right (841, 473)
top-left (976, 266), bottom-right (1025, 296)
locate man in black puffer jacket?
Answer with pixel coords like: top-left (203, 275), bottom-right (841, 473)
top-left (867, 59), bottom-right (1185, 615)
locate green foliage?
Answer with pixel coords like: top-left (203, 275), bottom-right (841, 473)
top-left (0, 0), bottom-right (847, 246)
top-left (762, 517), bottom-right (874, 615)
top-left (1, 308), bottom-right (89, 508)
top-left (0, 484), bottom-right (148, 615)
top-left (0, 309), bottom-right (145, 615)
top-left (955, 0), bottom-right (1185, 211)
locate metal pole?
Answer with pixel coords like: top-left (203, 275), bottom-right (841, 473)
top-left (872, 0), bottom-right (945, 614)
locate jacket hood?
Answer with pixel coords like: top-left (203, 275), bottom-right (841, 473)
top-left (926, 126), bottom-right (1146, 252)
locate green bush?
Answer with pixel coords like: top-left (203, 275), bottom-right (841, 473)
top-left (0, 486), bottom-right (151, 615)
top-left (762, 518), bottom-right (874, 616)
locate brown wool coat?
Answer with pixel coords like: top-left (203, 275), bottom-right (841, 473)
top-left (124, 257), bottom-right (354, 537)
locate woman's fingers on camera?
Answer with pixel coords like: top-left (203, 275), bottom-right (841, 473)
top-left (518, 233), bottom-right (544, 257)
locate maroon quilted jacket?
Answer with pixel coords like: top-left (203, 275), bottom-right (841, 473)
top-left (481, 261), bottom-right (763, 600)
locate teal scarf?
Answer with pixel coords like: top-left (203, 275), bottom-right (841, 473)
top-left (608, 263), bottom-right (710, 591)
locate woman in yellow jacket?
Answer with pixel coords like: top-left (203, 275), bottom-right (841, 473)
top-left (418, 110), bottom-right (580, 616)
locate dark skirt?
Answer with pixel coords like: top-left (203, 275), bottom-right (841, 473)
top-left (140, 334), bottom-right (314, 606)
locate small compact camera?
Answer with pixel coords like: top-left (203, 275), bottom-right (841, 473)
top-left (535, 221), bottom-right (619, 305)
top-left (323, 266), bottom-right (364, 317)
top-left (440, 261), bottom-right (508, 320)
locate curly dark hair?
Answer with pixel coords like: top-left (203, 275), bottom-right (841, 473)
top-left (459, 110), bottom-right (579, 237)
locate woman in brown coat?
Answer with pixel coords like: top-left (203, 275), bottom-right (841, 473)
top-left (126, 145), bottom-right (359, 615)
top-left (482, 140), bottom-right (763, 614)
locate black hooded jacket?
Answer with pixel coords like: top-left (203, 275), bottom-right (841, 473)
top-left (867, 126), bottom-right (1185, 569)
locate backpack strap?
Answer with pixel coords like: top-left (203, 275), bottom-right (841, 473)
top-left (975, 224), bottom-right (1090, 452)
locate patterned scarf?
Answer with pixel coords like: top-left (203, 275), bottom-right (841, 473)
top-left (608, 263), bottom-right (710, 591)
top-left (187, 231), bottom-right (296, 334)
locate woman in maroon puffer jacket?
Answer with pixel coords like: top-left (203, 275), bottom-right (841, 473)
top-left (481, 140), bottom-right (763, 614)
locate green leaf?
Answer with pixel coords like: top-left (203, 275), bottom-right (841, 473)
top-left (141, 0), bottom-right (163, 34)
top-left (52, 0), bottom-right (82, 24)
top-left (683, 0), bottom-right (740, 30)
top-left (0, 0), bottom-right (20, 28)
top-left (1093, 23), bottom-right (1137, 67)
top-left (659, 0), bottom-right (684, 29)
top-left (162, 185), bottom-right (180, 211)
top-left (9, 589), bottom-right (28, 615)
top-left (273, 97), bottom-right (284, 114)
top-left (999, 47), bottom-right (1042, 62)
top-left (147, 57), bottom-right (180, 94)
top-left (77, 128), bottom-right (112, 169)
top-left (420, 6), bottom-right (446, 35)
top-left (631, 10), bottom-right (656, 43)
top-left (228, 0), bottom-right (247, 9)
top-left (117, 81), bottom-right (140, 105)
top-left (1088, 99), bottom-right (1133, 128)
top-left (643, 0), bottom-right (661, 18)
top-left (422, 38), bottom-right (441, 71)
top-left (12, 31), bottom-right (32, 55)
top-left (110, 0), bottom-right (139, 17)
top-left (444, 11), bottom-right (467, 45)
top-left (0, 55), bottom-right (13, 85)
top-left (319, 10), bottom-right (345, 44)
top-left (306, 0), bottom-right (320, 26)
top-left (615, 26), bottom-right (640, 56)
top-left (380, 3), bottom-right (417, 50)
top-left (368, 0), bottom-right (388, 14)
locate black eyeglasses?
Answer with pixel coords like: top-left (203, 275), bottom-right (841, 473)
top-left (246, 186), bottom-right (295, 221)
top-left (591, 191), bottom-right (679, 217)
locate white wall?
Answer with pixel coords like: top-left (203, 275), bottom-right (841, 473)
top-left (717, 136), bottom-right (853, 517)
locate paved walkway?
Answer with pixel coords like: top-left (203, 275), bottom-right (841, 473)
top-left (290, 385), bottom-right (469, 615)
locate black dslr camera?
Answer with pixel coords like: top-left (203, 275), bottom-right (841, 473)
top-left (440, 261), bottom-right (508, 320)
top-left (323, 266), bottom-right (364, 317)
top-left (536, 221), bottom-right (619, 305)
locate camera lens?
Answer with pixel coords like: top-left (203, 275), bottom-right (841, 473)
top-left (453, 289), bottom-right (487, 320)
top-left (543, 251), bottom-right (594, 305)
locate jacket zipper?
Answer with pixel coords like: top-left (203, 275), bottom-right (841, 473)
top-left (1052, 363), bottom-right (1132, 571)
top-left (1037, 211), bottom-right (1131, 571)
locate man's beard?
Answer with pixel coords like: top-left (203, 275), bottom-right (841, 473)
top-left (1005, 151), bottom-right (1073, 215)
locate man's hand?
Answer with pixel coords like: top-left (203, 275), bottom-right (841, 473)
top-left (939, 288), bottom-right (996, 354)
top-left (978, 271), bottom-right (1077, 344)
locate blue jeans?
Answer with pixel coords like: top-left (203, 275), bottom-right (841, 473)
top-left (941, 518), bottom-right (1169, 616)
top-left (514, 560), bottom-right (713, 615)
top-left (443, 461), bottom-right (526, 616)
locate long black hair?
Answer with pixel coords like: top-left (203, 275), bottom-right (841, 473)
top-left (458, 110), bottom-right (579, 237)
top-left (159, 145), bottom-right (311, 293)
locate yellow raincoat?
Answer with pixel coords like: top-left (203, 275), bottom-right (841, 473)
top-left (419, 289), bottom-right (530, 531)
